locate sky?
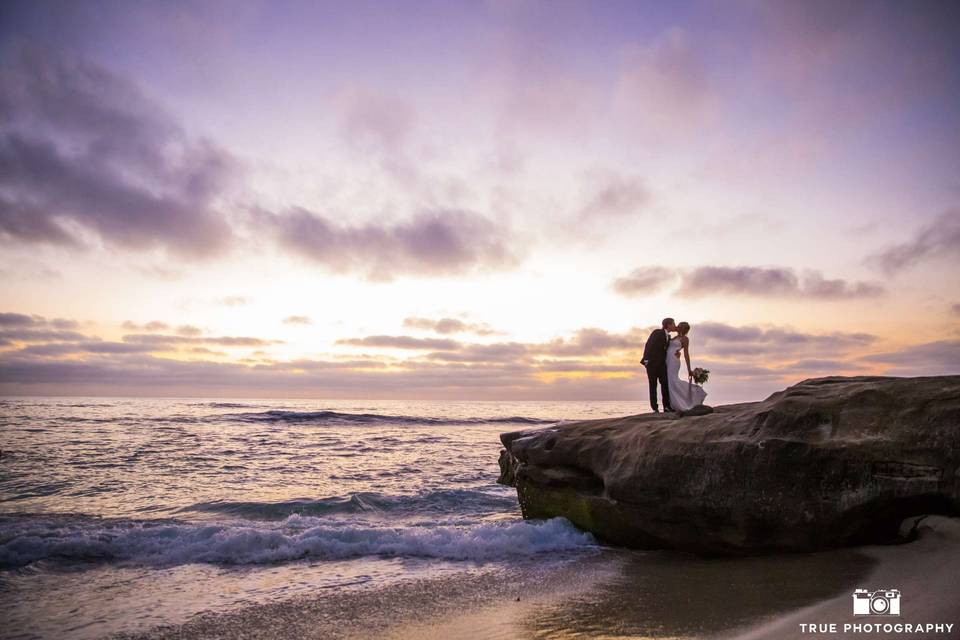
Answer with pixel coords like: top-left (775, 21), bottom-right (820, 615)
top-left (0, 0), bottom-right (958, 401)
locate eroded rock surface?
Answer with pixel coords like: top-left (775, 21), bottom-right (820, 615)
top-left (498, 376), bottom-right (960, 554)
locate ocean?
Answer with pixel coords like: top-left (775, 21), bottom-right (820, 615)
top-left (0, 397), bottom-right (645, 639)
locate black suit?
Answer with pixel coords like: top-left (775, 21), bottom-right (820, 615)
top-left (641, 328), bottom-right (672, 412)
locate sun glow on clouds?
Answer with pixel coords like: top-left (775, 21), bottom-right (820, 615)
top-left (0, 1), bottom-right (958, 400)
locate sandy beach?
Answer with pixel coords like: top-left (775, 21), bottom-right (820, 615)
top-left (728, 516), bottom-right (960, 640)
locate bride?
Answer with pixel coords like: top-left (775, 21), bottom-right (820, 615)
top-left (666, 321), bottom-right (707, 411)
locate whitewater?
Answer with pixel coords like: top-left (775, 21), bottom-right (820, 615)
top-left (0, 397), bottom-right (645, 639)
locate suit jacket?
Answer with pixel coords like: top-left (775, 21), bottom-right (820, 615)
top-left (642, 328), bottom-right (669, 369)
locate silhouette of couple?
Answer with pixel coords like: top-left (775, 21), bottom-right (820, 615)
top-left (641, 317), bottom-right (707, 413)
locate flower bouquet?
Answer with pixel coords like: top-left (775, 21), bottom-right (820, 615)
top-left (691, 367), bottom-right (710, 384)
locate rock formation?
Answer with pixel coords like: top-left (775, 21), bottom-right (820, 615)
top-left (498, 376), bottom-right (960, 554)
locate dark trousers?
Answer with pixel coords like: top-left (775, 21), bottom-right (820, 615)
top-left (646, 363), bottom-right (671, 411)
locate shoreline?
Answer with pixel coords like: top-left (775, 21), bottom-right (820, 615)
top-left (112, 517), bottom-right (960, 640)
top-left (110, 550), bottom-right (615, 640)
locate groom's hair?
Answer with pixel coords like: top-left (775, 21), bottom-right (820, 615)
top-left (661, 317), bottom-right (675, 328)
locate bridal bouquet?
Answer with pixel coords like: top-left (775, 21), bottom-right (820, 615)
top-left (691, 367), bottom-right (710, 384)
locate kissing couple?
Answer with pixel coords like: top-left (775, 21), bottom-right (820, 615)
top-left (640, 317), bottom-right (708, 413)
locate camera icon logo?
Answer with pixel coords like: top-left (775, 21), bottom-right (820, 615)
top-left (852, 588), bottom-right (901, 616)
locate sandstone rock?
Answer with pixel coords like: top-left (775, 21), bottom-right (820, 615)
top-left (678, 404), bottom-right (714, 417)
top-left (498, 376), bottom-right (960, 554)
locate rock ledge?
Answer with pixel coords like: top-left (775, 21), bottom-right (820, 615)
top-left (498, 376), bottom-right (960, 554)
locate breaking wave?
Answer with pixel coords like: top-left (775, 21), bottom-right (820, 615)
top-left (0, 515), bottom-right (595, 569)
top-left (178, 489), bottom-right (517, 520)
top-left (222, 409), bottom-right (557, 426)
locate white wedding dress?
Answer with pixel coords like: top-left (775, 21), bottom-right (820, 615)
top-left (666, 336), bottom-right (707, 411)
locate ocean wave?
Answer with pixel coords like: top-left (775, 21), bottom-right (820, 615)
top-left (222, 409), bottom-right (556, 426)
top-left (188, 402), bottom-right (260, 409)
top-left (178, 489), bottom-right (518, 520)
top-left (0, 515), bottom-right (595, 569)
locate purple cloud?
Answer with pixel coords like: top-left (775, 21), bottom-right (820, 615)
top-left (122, 320), bottom-right (170, 332)
top-left (862, 340), bottom-right (960, 376)
top-left (612, 265), bottom-right (882, 299)
top-left (257, 207), bottom-right (521, 280)
top-left (336, 86), bottom-right (417, 179)
top-left (122, 334), bottom-right (279, 348)
top-left (695, 321), bottom-right (876, 358)
top-left (0, 43), bottom-right (237, 257)
top-left (177, 325), bottom-right (203, 337)
top-left (403, 316), bottom-right (500, 336)
top-left (677, 266), bottom-right (884, 299)
top-left (0, 312), bottom-right (86, 344)
top-left (336, 335), bottom-right (460, 351)
top-left (0, 311), bottom-right (939, 401)
top-left (534, 328), bottom-right (644, 357)
top-left (578, 170), bottom-right (651, 220)
top-left (611, 266), bottom-right (675, 296)
top-left (867, 210), bottom-right (960, 275)
top-left (612, 28), bottom-right (717, 134)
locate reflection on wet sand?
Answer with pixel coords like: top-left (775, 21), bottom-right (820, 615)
top-left (388, 547), bottom-right (876, 640)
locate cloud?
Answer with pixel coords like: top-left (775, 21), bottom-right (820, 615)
top-left (336, 335), bottom-right (461, 351)
top-left (421, 342), bottom-right (530, 363)
top-left (0, 312), bottom-right (78, 330)
top-left (0, 328), bottom-right (87, 346)
top-left (0, 312), bottom-right (941, 401)
top-left (335, 86), bottom-right (417, 179)
top-left (256, 207), bottom-right (521, 280)
top-left (18, 341), bottom-right (159, 356)
top-left (0, 43), bottom-right (238, 258)
top-left (867, 210), bottom-right (960, 275)
top-left (611, 265), bottom-right (883, 299)
top-left (122, 333), bottom-right (279, 348)
top-left (861, 340), bottom-right (960, 376)
top-left (177, 325), bottom-right (203, 337)
top-left (677, 266), bottom-right (883, 299)
top-left (533, 327), bottom-right (645, 357)
top-left (403, 316), bottom-right (501, 336)
top-left (612, 28), bottom-right (717, 134)
top-left (344, 326), bottom-right (646, 363)
top-left (694, 321), bottom-right (877, 358)
top-left (122, 321), bottom-right (202, 336)
top-left (577, 170), bottom-right (651, 220)
top-left (122, 320), bottom-right (170, 332)
top-left (611, 266), bottom-right (675, 296)
top-left (218, 296), bottom-right (249, 307)
top-left (0, 312), bottom-right (85, 345)
top-left (283, 315), bottom-right (312, 325)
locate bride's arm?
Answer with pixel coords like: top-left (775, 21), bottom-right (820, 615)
top-left (681, 336), bottom-right (692, 378)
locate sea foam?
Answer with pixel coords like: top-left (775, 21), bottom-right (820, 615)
top-left (0, 516), bottom-right (596, 569)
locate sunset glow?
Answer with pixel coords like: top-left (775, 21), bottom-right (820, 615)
top-left (1, 0), bottom-right (958, 401)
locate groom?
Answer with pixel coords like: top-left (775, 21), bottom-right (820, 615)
top-left (641, 317), bottom-right (677, 413)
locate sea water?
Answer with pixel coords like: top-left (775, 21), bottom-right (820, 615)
top-left (0, 397), bottom-right (642, 639)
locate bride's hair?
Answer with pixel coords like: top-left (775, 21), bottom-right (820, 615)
top-left (677, 321), bottom-right (691, 335)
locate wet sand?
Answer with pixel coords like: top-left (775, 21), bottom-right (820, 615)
top-left (112, 517), bottom-right (960, 640)
top-left (384, 546), bottom-right (875, 640)
top-left (728, 516), bottom-right (960, 640)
